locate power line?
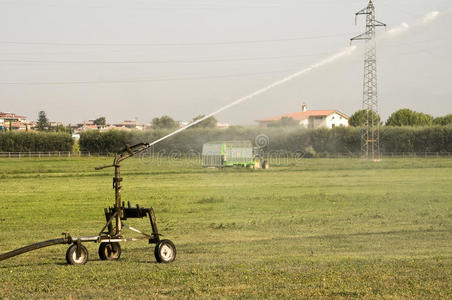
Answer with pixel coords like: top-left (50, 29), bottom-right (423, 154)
top-left (0, 33), bottom-right (354, 47)
top-left (0, 67), bottom-right (301, 85)
top-left (1, 42), bottom-right (450, 65)
top-left (0, 0), bottom-right (282, 10)
top-left (1, 44), bottom-right (448, 85)
top-left (0, 52), bottom-right (334, 64)
top-left (1, 38), bottom-right (450, 64)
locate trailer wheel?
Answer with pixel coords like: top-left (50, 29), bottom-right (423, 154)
top-left (98, 242), bottom-right (121, 261)
top-left (154, 240), bottom-right (176, 263)
top-left (66, 244), bottom-right (88, 265)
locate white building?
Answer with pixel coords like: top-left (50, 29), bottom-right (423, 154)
top-left (216, 123), bottom-right (230, 129)
top-left (257, 104), bottom-right (349, 129)
top-left (112, 120), bottom-right (145, 131)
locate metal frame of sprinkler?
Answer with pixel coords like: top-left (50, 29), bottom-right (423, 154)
top-left (351, 0), bottom-right (386, 160)
top-left (0, 143), bottom-right (176, 265)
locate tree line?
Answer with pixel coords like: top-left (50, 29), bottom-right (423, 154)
top-left (2, 124), bottom-right (451, 155)
top-left (1, 108), bottom-right (451, 154)
top-left (0, 131), bottom-right (73, 152)
top-left (78, 125), bottom-right (452, 155)
top-left (35, 111), bottom-right (73, 133)
top-left (151, 115), bottom-right (217, 130)
top-left (349, 109), bottom-right (452, 127)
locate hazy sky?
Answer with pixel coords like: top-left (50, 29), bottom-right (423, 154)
top-left (1, 0), bottom-right (451, 124)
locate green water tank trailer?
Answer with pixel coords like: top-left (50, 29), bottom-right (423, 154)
top-left (202, 140), bottom-right (268, 169)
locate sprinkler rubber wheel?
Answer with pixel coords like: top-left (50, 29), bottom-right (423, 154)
top-left (66, 244), bottom-right (88, 265)
top-left (154, 239), bottom-right (176, 263)
top-left (98, 242), bottom-right (121, 261)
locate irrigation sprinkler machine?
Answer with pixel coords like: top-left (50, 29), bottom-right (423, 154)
top-left (0, 143), bottom-right (176, 265)
top-left (0, 41), bottom-right (357, 266)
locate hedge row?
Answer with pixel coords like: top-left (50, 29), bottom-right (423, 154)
top-left (79, 126), bottom-right (452, 155)
top-left (0, 131), bottom-right (73, 152)
top-left (2, 126), bottom-right (451, 154)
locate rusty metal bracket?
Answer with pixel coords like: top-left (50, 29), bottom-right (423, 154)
top-left (75, 240), bottom-right (82, 259)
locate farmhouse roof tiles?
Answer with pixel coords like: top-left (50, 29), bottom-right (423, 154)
top-left (257, 110), bottom-right (348, 123)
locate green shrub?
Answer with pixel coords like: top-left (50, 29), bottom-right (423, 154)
top-left (0, 131), bottom-right (73, 152)
top-left (77, 126), bottom-right (452, 155)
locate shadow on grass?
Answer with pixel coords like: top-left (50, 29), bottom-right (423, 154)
top-left (180, 228), bottom-right (450, 248)
top-left (305, 228), bottom-right (450, 239)
top-left (0, 261), bottom-right (57, 269)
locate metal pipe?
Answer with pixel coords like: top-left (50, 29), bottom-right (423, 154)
top-left (71, 236), bottom-right (99, 242)
top-left (99, 237), bottom-right (147, 243)
top-left (122, 224), bottom-right (151, 238)
top-left (0, 238), bottom-right (70, 262)
top-left (114, 161), bottom-right (122, 235)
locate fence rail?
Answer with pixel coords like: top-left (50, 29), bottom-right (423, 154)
top-left (300, 152), bottom-right (452, 158)
top-left (0, 151), bottom-right (451, 159)
top-left (0, 151), bottom-right (91, 158)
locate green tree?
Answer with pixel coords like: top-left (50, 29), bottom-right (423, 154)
top-left (433, 114), bottom-right (452, 126)
top-left (93, 117), bottom-right (106, 126)
top-left (386, 109), bottom-right (433, 127)
top-left (349, 109), bottom-right (381, 127)
top-left (190, 115), bottom-right (217, 129)
top-left (267, 117), bottom-right (299, 127)
top-left (0, 132), bottom-right (73, 152)
top-left (55, 124), bottom-right (66, 133)
top-left (37, 111), bottom-right (49, 131)
top-left (151, 115), bottom-right (178, 130)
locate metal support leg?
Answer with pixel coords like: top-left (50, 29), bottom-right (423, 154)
top-left (148, 208), bottom-right (160, 243)
top-left (75, 240), bottom-right (82, 259)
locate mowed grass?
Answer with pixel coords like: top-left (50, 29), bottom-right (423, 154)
top-left (0, 157), bottom-right (451, 299)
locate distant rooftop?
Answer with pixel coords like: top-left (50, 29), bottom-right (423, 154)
top-left (257, 104), bottom-right (348, 123)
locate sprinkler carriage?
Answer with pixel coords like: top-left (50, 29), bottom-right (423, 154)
top-left (0, 143), bottom-right (176, 265)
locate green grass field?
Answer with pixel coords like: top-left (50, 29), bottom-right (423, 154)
top-left (0, 157), bottom-right (451, 299)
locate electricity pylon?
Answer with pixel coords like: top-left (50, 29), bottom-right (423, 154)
top-left (351, 0), bottom-right (386, 160)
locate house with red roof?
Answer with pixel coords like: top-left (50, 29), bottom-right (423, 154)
top-left (0, 112), bottom-right (28, 123)
top-left (256, 104), bottom-right (349, 129)
top-left (0, 112), bottom-right (35, 131)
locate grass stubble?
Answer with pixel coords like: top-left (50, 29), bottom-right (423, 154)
top-left (0, 157), bottom-right (451, 298)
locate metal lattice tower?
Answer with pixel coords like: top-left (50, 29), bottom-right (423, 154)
top-left (351, 0), bottom-right (386, 160)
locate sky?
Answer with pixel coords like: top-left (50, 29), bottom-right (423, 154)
top-left (0, 0), bottom-right (451, 125)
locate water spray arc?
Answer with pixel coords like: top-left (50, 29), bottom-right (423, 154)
top-left (351, 0), bottom-right (386, 160)
top-left (148, 46), bottom-right (356, 148)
